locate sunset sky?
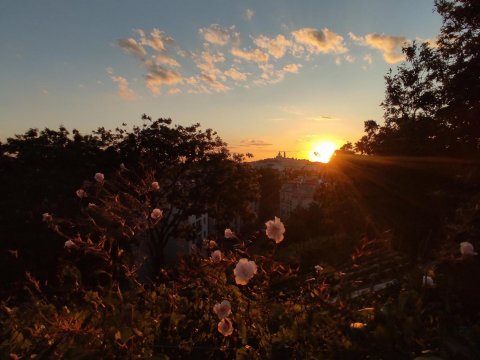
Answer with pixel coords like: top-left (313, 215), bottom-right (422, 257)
top-left (0, 0), bottom-right (441, 160)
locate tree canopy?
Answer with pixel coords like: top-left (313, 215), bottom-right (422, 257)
top-left (356, 0), bottom-right (480, 157)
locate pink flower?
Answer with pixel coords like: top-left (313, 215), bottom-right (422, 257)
top-left (224, 228), bottom-right (234, 239)
top-left (76, 189), bottom-right (87, 198)
top-left (234, 258), bottom-right (257, 285)
top-left (151, 181), bottom-right (160, 191)
top-left (211, 250), bottom-right (222, 263)
top-left (209, 240), bottom-right (217, 248)
top-left (422, 275), bottom-right (435, 288)
top-left (64, 240), bottom-right (75, 249)
top-left (265, 216), bottom-right (285, 243)
top-left (460, 241), bottom-right (478, 256)
top-left (150, 208), bottom-right (163, 220)
top-left (42, 213), bottom-right (52, 222)
top-left (217, 318), bottom-right (233, 336)
top-left (213, 300), bottom-right (231, 319)
top-left (94, 172), bottom-right (104, 183)
top-left (314, 265), bottom-right (324, 273)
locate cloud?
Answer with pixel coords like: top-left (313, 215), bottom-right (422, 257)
top-left (135, 28), bottom-right (174, 52)
top-left (283, 63), bottom-right (302, 73)
top-left (344, 54), bottom-right (355, 63)
top-left (154, 53), bottom-right (180, 67)
top-left (224, 67), bottom-right (247, 81)
top-left (253, 34), bottom-right (292, 59)
top-left (231, 47), bottom-right (269, 63)
top-left (194, 51), bottom-right (229, 92)
top-left (199, 24), bottom-right (233, 46)
top-left (106, 67), bottom-right (138, 101)
top-left (168, 87), bottom-right (182, 94)
top-left (244, 8), bottom-right (255, 20)
top-left (292, 28), bottom-right (348, 54)
top-left (363, 53), bottom-right (373, 65)
top-left (306, 115), bottom-right (340, 121)
top-left (349, 32), bottom-right (408, 64)
top-left (117, 38), bottom-right (147, 59)
top-left (240, 139), bottom-right (273, 146)
top-left (144, 63), bottom-right (183, 95)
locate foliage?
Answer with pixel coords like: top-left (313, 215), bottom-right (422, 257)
top-left (0, 117), bottom-right (259, 293)
top-left (356, 0), bottom-right (480, 157)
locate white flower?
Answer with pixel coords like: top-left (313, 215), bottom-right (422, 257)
top-left (88, 203), bottom-right (96, 208)
top-left (213, 300), bottom-right (231, 319)
top-left (422, 275), bottom-right (435, 288)
top-left (314, 265), bottom-right (324, 273)
top-left (211, 250), bottom-right (222, 263)
top-left (151, 181), bottom-right (160, 191)
top-left (460, 241), bottom-right (478, 256)
top-left (217, 318), bottom-right (233, 336)
top-left (94, 172), bottom-right (104, 183)
top-left (75, 189), bottom-right (87, 198)
top-left (150, 208), bottom-right (163, 220)
top-left (265, 216), bottom-right (285, 243)
top-left (42, 213), bottom-right (52, 222)
top-left (120, 163), bottom-right (127, 171)
top-left (224, 228), bottom-right (235, 239)
top-left (64, 240), bottom-right (75, 249)
top-left (234, 258), bottom-right (257, 285)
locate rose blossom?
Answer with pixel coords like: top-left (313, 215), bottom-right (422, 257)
top-left (422, 275), bottom-right (435, 288)
top-left (265, 216), bottom-right (285, 243)
top-left (234, 258), bottom-right (257, 285)
top-left (224, 228), bottom-right (234, 239)
top-left (76, 189), bottom-right (87, 198)
top-left (314, 265), bottom-right (324, 273)
top-left (151, 181), bottom-right (160, 191)
top-left (94, 172), bottom-right (104, 183)
top-left (150, 208), bottom-right (163, 220)
top-left (217, 318), bottom-right (233, 336)
top-left (213, 300), bottom-right (231, 319)
top-left (64, 240), bottom-right (76, 249)
top-left (42, 213), bottom-right (52, 222)
top-left (211, 250), bottom-right (222, 263)
top-left (460, 241), bottom-right (478, 256)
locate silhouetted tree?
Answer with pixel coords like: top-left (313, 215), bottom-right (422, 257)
top-left (358, 0), bottom-right (480, 157)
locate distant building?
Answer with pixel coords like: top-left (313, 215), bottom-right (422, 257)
top-left (280, 176), bottom-right (322, 219)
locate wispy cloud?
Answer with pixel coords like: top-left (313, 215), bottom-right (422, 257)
top-left (117, 38), bottom-right (147, 59)
top-left (224, 67), bottom-right (247, 81)
top-left (363, 53), bottom-right (373, 65)
top-left (349, 32), bottom-right (408, 64)
top-left (231, 47), bottom-right (269, 63)
top-left (168, 87), bottom-right (182, 94)
top-left (244, 8), bottom-right (255, 21)
top-left (292, 28), bottom-right (348, 54)
top-left (253, 34), bottom-right (292, 59)
top-left (240, 139), bottom-right (273, 146)
top-left (199, 24), bottom-right (238, 46)
top-left (307, 115), bottom-right (341, 121)
top-left (283, 63), bottom-right (302, 73)
top-left (106, 67), bottom-right (138, 100)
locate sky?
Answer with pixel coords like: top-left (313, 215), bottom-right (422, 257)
top-left (0, 0), bottom-right (442, 160)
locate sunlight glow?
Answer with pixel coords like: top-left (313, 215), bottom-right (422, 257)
top-left (309, 141), bottom-right (337, 163)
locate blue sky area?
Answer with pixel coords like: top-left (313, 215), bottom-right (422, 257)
top-left (0, 0), bottom-right (442, 159)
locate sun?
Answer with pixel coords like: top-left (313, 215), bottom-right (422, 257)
top-left (309, 141), bottom-right (337, 163)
